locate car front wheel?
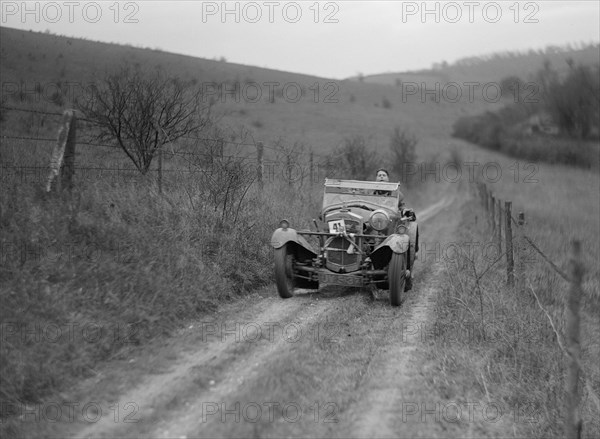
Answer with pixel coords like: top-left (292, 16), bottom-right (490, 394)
top-left (389, 252), bottom-right (407, 306)
top-left (274, 245), bottom-right (295, 298)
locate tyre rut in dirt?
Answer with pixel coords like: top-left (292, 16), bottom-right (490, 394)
top-left (389, 252), bottom-right (407, 306)
top-left (274, 245), bottom-right (295, 298)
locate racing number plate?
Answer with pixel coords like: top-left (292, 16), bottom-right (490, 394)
top-left (328, 219), bottom-right (345, 233)
top-left (319, 272), bottom-right (364, 287)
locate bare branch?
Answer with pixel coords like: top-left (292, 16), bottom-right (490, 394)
top-left (78, 64), bottom-right (210, 174)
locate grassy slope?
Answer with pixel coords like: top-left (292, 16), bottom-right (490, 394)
top-left (0, 26), bottom-right (497, 159)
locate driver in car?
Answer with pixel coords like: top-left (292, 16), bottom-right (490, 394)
top-left (373, 168), bottom-right (416, 221)
top-left (374, 168), bottom-right (392, 195)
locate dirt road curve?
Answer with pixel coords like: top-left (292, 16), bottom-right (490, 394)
top-left (51, 188), bottom-right (465, 439)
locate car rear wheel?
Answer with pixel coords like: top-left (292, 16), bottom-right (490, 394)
top-left (389, 252), bottom-right (407, 306)
top-left (274, 245), bottom-right (295, 298)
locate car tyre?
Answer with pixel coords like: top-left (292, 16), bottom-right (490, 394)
top-left (274, 245), bottom-right (295, 298)
top-left (389, 252), bottom-right (407, 306)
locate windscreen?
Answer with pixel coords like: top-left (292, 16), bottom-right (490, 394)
top-left (322, 186), bottom-right (402, 212)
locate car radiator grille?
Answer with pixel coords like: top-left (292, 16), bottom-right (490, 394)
top-left (328, 237), bottom-right (359, 266)
top-left (325, 217), bottom-right (362, 273)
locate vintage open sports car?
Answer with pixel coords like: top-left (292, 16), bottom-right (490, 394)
top-left (270, 179), bottom-right (419, 306)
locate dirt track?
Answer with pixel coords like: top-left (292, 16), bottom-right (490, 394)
top-left (34, 188), bottom-right (466, 439)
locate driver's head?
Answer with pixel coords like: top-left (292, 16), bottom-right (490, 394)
top-left (376, 168), bottom-right (389, 182)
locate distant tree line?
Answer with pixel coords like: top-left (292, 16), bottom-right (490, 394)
top-left (433, 42), bottom-right (599, 70)
top-left (538, 59), bottom-right (599, 139)
top-left (452, 60), bottom-right (599, 168)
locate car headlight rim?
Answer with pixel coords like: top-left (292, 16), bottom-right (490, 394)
top-left (370, 210), bottom-right (390, 231)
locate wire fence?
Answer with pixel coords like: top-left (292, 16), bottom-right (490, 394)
top-left (475, 181), bottom-right (597, 439)
top-left (0, 106), bottom-right (336, 189)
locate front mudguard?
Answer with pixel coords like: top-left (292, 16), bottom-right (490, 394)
top-left (376, 234), bottom-right (410, 254)
top-left (370, 234), bottom-right (410, 270)
top-left (271, 228), bottom-right (318, 289)
top-left (407, 222), bottom-right (419, 268)
top-left (271, 228), bottom-right (317, 258)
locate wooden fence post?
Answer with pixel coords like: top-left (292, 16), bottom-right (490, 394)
top-left (504, 201), bottom-right (514, 287)
top-left (490, 194), bottom-right (496, 235)
top-left (496, 198), bottom-right (502, 253)
top-left (481, 184), bottom-right (486, 210)
top-left (218, 138), bottom-right (224, 159)
top-left (46, 109), bottom-right (76, 192)
top-left (483, 185), bottom-right (490, 219)
top-left (309, 150), bottom-right (314, 185)
top-left (61, 111), bottom-right (76, 190)
top-left (565, 240), bottom-right (583, 439)
top-left (157, 144), bottom-right (163, 194)
top-left (257, 142), bottom-right (264, 190)
top-left (479, 183), bottom-right (485, 208)
top-left (516, 212), bottom-right (526, 294)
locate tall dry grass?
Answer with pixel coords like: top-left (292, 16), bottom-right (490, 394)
top-left (0, 157), bottom-right (323, 420)
top-left (425, 182), bottom-right (600, 438)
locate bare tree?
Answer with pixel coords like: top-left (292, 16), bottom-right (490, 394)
top-left (389, 126), bottom-right (418, 186)
top-left (334, 135), bottom-right (377, 180)
top-left (273, 138), bottom-right (307, 187)
top-left (545, 62), bottom-right (599, 139)
top-left (178, 124), bottom-right (256, 226)
top-left (79, 65), bottom-right (211, 174)
top-left (198, 156), bottom-right (255, 225)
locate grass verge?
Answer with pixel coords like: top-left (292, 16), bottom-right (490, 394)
top-left (423, 190), bottom-right (600, 438)
top-left (0, 172), bottom-right (321, 430)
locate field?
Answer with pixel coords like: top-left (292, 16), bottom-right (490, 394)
top-left (1, 26), bottom-right (599, 438)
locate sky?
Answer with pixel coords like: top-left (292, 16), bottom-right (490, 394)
top-left (1, 1), bottom-right (599, 79)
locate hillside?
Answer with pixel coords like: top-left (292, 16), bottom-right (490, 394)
top-left (0, 26), bottom-right (499, 160)
top-left (360, 43), bottom-right (600, 85)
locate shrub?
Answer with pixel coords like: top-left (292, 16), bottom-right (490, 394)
top-left (453, 111), bottom-right (599, 169)
top-left (389, 126), bottom-right (418, 186)
top-left (334, 135), bottom-right (378, 180)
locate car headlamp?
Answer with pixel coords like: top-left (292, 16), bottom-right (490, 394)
top-left (370, 210), bottom-right (390, 231)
